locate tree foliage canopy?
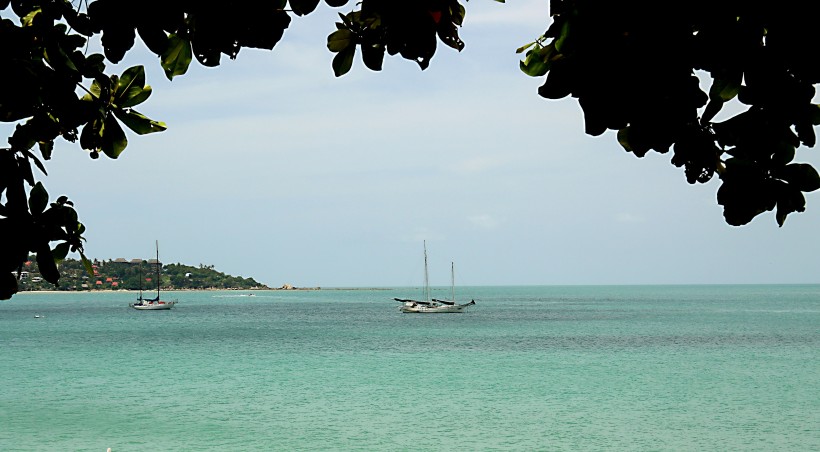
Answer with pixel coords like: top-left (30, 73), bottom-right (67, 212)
top-left (1, 0), bottom-right (818, 299)
top-left (519, 1), bottom-right (820, 228)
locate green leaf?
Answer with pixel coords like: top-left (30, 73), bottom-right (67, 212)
top-left (516, 41), bottom-right (537, 54)
top-left (554, 19), bottom-right (571, 53)
top-left (80, 252), bottom-right (94, 278)
top-left (115, 66), bottom-right (152, 107)
top-left (83, 78), bottom-right (104, 102)
top-left (29, 182), bottom-right (48, 216)
top-left (709, 74), bottom-right (741, 102)
top-left (113, 109), bottom-right (167, 135)
top-left (21, 8), bottom-right (41, 27)
top-left (779, 163), bottom-right (820, 192)
top-left (162, 34), bottom-right (193, 80)
top-left (338, 12), bottom-right (353, 28)
top-left (327, 29), bottom-right (353, 52)
top-left (332, 46), bottom-right (355, 77)
top-left (100, 115), bottom-right (127, 159)
top-left (520, 47), bottom-right (550, 77)
top-left (118, 66), bottom-right (145, 90)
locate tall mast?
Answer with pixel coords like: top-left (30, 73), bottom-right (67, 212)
top-left (451, 261), bottom-right (455, 301)
top-left (155, 240), bottom-right (160, 298)
top-left (423, 240), bottom-right (430, 302)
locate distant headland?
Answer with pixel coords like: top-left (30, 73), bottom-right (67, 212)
top-left (13, 255), bottom-right (318, 293)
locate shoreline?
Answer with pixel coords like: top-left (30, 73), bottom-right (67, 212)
top-left (17, 287), bottom-right (394, 294)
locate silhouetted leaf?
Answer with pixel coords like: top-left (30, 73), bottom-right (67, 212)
top-left (291, 0), bottom-right (320, 16)
top-left (23, 148), bottom-right (47, 176)
top-left (537, 64), bottom-right (572, 99)
top-left (38, 141), bottom-right (53, 162)
top-left (771, 140), bottom-right (796, 167)
top-left (80, 117), bottom-right (103, 151)
top-left (28, 182), bottom-right (48, 216)
top-left (16, 155), bottom-right (34, 186)
top-left (779, 163), bottom-right (820, 192)
top-left (137, 26), bottom-right (169, 55)
top-left (361, 43), bottom-right (385, 71)
top-left (775, 183), bottom-right (806, 226)
top-left (332, 46), bottom-right (355, 77)
top-left (53, 242), bottom-right (70, 261)
top-left (618, 126), bottom-right (651, 157)
top-left (36, 245), bottom-right (60, 285)
top-left (809, 104), bottom-right (820, 125)
top-left (701, 98), bottom-right (723, 124)
top-left (0, 272), bottom-right (18, 300)
top-left (100, 25), bottom-right (136, 64)
top-left (795, 119), bottom-right (816, 148)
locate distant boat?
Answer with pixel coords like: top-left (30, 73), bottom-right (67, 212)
top-left (130, 241), bottom-right (176, 311)
top-left (394, 242), bottom-right (475, 314)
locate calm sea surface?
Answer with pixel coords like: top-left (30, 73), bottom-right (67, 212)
top-left (1, 285), bottom-right (818, 451)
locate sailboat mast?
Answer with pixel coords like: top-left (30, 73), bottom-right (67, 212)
top-left (423, 240), bottom-right (430, 303)
top-left (451, 261), bottom-right (455, 302)
top-left (155, 240), bottom-right (160, 299)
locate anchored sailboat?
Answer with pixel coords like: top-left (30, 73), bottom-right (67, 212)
top-left (130, 241), bottom-right (176, 310)
top-left (394, 241), bottom-right (475, 313)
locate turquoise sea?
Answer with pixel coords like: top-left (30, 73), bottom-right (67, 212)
top-left (1, 285), bottom-right (818, 451)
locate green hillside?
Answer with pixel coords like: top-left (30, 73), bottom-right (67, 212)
top-left (15, 256), bottom-right (269, 292)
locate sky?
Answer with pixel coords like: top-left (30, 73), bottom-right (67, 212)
top-left (5, 1), bottom-right (820, 287)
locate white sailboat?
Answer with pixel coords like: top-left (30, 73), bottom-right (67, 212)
top-left (394, 241), bottom-right (475, 314)
top-left (130, 241), bottom-right (176, 310)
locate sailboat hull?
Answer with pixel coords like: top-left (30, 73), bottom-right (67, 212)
top-left (130, 301), bottom-right (175, 310)
top-left (398, 301), bottom-right (475, 313)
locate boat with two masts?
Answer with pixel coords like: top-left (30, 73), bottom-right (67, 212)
top-left (394, 241), bottom-right (475, 313)
top-left (130, 241), bottom-right (176, 310)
